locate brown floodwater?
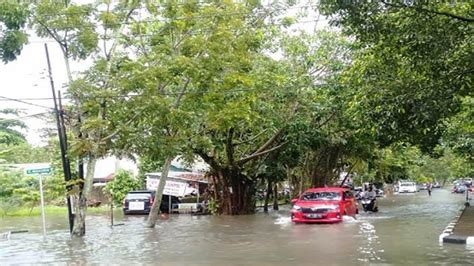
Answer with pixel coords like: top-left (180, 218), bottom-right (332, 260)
top-left (1, 189), bottom-right (472, 265)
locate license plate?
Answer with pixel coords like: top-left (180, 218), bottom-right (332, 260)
top-left (305, 213), bottom-right (322, 219)
top-left (129, 201), bottom-right (145, 210)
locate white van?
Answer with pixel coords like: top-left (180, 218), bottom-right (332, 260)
top-left (399, 182), bottom-right (417, 193)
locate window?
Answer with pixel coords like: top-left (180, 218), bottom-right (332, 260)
top-left (301, 192), bottom-right (341, 201)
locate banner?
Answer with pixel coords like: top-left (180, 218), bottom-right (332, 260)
top-left (146, 177), bottom-right (188, 197)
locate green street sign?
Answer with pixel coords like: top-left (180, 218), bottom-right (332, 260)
top-left (26, 168), bottom-right (51, 175)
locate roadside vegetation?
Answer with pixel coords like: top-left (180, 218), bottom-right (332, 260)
top-left (0, 1), bottom-right (472, 235)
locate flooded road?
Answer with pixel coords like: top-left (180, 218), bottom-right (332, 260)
top-left (1, 189), bottom-right (472, 265)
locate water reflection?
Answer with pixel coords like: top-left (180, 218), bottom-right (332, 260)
top-left (0, 189), bottom-right (472, 264)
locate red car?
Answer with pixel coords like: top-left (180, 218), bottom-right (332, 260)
top-left (291, 187), bottom-right (358, 223)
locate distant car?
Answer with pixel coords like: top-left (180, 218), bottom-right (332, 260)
top-left (464, 178), bottom-right (472, 187)
top-left (375, 188), bottom-right (384, 197)
top-left (452, 185), bottom-right (467, 194)
top-left (399, 182), bottom-right (417, 193)
top-left (123, 190), bottom-right (180, 215)
top-left (291, 187), bottom-right (358, 223)
top-left (418, 183), bottom-right (428, 190)
top-left (433, 182), bottom-right (441, 188)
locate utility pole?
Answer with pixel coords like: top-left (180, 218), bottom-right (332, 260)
top-left (45, 43), bottom-right (75, 234)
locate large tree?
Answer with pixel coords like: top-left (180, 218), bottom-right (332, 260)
top-left (28, 0), bottom-right (139, 236)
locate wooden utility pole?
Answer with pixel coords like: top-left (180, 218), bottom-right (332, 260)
top-left (45, 43), bottom-right (75, 234)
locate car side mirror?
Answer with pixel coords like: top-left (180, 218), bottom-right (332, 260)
top-left (291, 198), bottom-right (298, 204)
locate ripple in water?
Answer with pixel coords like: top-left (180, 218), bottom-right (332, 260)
top-left (342, 215), bottom-right (358, 224)
top-left (274, 216), bottom-right (292, 225)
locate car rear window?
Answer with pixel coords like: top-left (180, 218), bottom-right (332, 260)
top-left (126, 193), bottom-right (151, 199)
top-left (301, 192), bottom-right (341, 201)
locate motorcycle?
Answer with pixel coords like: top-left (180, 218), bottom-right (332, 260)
top-left (360, 196), bottom-right (378, 212)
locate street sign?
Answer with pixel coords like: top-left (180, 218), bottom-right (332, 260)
top-left (26, 168), bottom-right (51, 175)
top-left (24, 166), bottom-right (51, 239)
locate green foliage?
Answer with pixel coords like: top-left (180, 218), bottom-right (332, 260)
top-left (0, 143), bottom-right (50, 164)
top-left (409, 149), bottom-right (472, 184)
top-left (31, 1), bottom-right (98, 60)
top-left (0, 109), bottom-right (27, 146)
top-left (0, 170), bottom-right (38, 211)
top-left (0, 1), bottom-right (29, 62)
top-left (321, 1), bottom-right (474, 151)
top-left (207, 198), bottom-right (219, 215)
top-left (443, 96), bottom-right (473, 161)
top-left (105, 170), bottom-right (140, 205)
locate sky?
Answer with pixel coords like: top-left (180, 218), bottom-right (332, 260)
top-left (0, 36), bottom-right (76, 145)
top-left (0, 2), bottom-right (328, 146)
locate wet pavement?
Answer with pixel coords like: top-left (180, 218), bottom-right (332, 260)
top-left (453, 206), bottom-right (474, 237)
top-left (1, 189), bottom-right (473, 265)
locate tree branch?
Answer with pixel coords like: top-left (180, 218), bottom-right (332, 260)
top-left (237, 142), bottom-right (287, 165)
top-left (32, 16), bottom-right (65, 49)
top-left (315, 110), bottom-right (337, 128)
top-left (226, 128), bottom-right (235, 166)
top-left (101, 111), bottom-right (141, 142)
top-left (233, 129), bottom-right (268, 146)
top-left (248, 102), bottom-right (299, 156)
top-left (194, 149), bottom-right (222, 172)
top-left (173, 78), bottom-right (191, 109)
top-left (381, 1), bottom-right (474, 23)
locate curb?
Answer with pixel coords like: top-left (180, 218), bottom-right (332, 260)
top-left (439, 206), bottom-right (474, 246)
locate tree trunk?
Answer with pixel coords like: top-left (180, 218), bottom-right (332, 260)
top-left (310, 146), bottom-right (341, 187)
top-left (146, 156), bottom-right (173, 228)
top-left (272, 182), bottom-right (279, 211)
top-left (72, 156), bottom-right (96, 237)
top-left (218, 171), bottom-right (255, 215)
top-left (263, 180), bottom-right (272, 213)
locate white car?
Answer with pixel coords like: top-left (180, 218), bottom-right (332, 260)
top-left (399, 182), bottom-right (417, 193)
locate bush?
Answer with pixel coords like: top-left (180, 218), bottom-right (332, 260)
top-left (104, 170), bottom-right (141, 205)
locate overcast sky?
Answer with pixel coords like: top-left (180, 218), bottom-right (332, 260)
top-left (0, 36), bottom-right (80, 145)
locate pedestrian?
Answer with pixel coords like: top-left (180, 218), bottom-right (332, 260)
top-left (428, 183), bottom-right (433, 196)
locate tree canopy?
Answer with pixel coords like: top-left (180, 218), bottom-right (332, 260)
top-left (321, 1), bottom-right (473, 151)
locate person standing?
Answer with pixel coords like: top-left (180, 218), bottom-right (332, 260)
top-left (427, 183), bottom-right (433, 196)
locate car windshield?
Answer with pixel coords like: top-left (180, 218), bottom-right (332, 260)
top-left (401, 183), bottom-right (414, 187)
top-left (126, 193), bottom-right (151, 199)
top-left (301, 192), bottom-right (341, 201)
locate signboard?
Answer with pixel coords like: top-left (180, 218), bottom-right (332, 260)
top-left (26, 167), bottom-right (51, 175)
top-left (146, 177), bottom-right (188, 197)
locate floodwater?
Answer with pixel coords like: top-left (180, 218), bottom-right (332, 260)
top-left (1, 189), bottom-right (472, 265)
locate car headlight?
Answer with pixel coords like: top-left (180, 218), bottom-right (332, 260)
top-left (292, 205), bottom-right (302, 211)
top-left (328, 205), bottom-right (340, 212)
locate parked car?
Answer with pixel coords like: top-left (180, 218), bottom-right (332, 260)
top-left (123, 190), bottom-right (180, 215)
top-left (398, 182), bottom-right (417, 193)
top-left (433, 182), bottom-right (441, 188)
top-left (290, 187), bottom-right (358, 223)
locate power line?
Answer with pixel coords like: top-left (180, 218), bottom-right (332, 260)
top-left (0, 112), bottom-right (51, 123)
top-left (0, 96), bottom-right (54, 110)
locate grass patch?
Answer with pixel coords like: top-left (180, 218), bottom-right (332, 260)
top-left (1, 205), bottom-right (111, 217)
